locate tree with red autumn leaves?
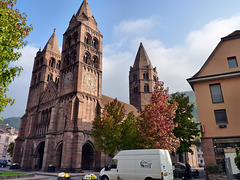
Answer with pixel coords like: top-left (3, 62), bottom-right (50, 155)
top-left (138, 80), bottom-right (180, 152)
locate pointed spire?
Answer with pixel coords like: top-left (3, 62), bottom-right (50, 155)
top-left (43, 29), bottom-right (60, 54)
top-left (76, 0), bottom-right (93, 19)
top-left (133, 42), bottom-right (153, 69)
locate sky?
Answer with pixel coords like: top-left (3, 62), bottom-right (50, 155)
top-left (2, 0), bottom-right (240, 118)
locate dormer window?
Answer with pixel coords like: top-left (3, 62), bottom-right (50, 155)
top-left (228, 56), bottom-right (238, 68)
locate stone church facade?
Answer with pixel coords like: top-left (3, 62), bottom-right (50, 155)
top-left (12, 0), bottom-right (156, 171)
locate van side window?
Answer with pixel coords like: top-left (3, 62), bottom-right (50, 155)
top-left (107, 159), bottom-right (118, 170)
top-left (111, 159), bottom-right (118, 169)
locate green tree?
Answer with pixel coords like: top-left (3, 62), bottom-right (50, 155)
top-left (7, 142), bottom-right (14, 157)
top-left (121, 112), bottom-right (143, 150)
top-left (0, 0), bottom-right (33, 114)
top-left (168, 92), bottom-right (201, 155)
top-left (92, 99), bottom-right (141, 156)
top-left (138, 80), bottom-right (180, 152)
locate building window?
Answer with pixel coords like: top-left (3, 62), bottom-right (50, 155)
top-left (93, 56), bottom-right (99, 68)
top-left (66, 36), bottom-right (71, 48)
top-left (143, 72), bottom-right (149, 80)
top-left (73, 32), bottom-right (78, 44)
top-left (5, 137), bottom-right (9, 143)
top-left (93, 38), bottom-right (99, 50)
top-left (214, 109), bottom-right (228, 124)
top-left (133, 87), bottom-right (138, 93)
top-left (228, 57), bottom-right (238, 68)
top-left (3, 146), bottom-right (7, 153)
top-left (210, 84), bottom-right (224, 103)
top-left (144, 84), bottom-right (149, 92)
top-left (133, 74), bottom-right (137, 81)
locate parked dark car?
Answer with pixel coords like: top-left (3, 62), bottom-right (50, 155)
top-left (0, 159), bottom-right (7, 167)
top-left (173, 162), bottom-right (199, 178)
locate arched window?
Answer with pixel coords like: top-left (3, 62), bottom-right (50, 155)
top-left (47, 74), bottom-right (53, 81)
top-left (72, 51), bottom-right (77, 62)
top-left (38, 73), bottom-right (41, 82)
top-left (144, 84), bottom-right (149, 92)
top-left (93, 56), bottom-right (98, 68)
top-left (56, 60), bottom-right (61, 69)
top-left (133, 74), bottom-right (137, 81)
top-left (41, 110), bottom-right (45, 123)
top-left (34, 75), bottom-right (37, 84)
top-left (73, 32), bottom-right (78, 44)
top-left (133, 87), bottom-right (138, 94)
top-left (40, 57), bottom-right (43, 65)
top-left (36, 60), bottom-right (39, 67)
top-left (85, 33), bottom-right (92, 46)
top-left (49, 57), bottom-right (55, 68)
top-left (143, 72), bottom-right (149, 80)
top-left (83, 52), bottom-right (91, 64)
top-left (93, 38), bottom-right (99, 49)
top-left (64, 55), bottom-right (70, 66)
top-left (66, 36), bottom-right (71, 48)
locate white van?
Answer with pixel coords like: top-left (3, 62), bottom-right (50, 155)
top-left (99, 149), bottom-right (174, 180)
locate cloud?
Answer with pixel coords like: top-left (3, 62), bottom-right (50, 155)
top-left (113, 16), bottom-right (160, 36)
top-left (3, 15), bottom-right (240, 118)
top-left (102, 15), bottom-right (240, 103)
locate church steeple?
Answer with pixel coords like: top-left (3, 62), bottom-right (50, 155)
top-left (43, 29), bottom-right (60, 55)
top-left (129, 42), bottom-right (158, 111)
top-left (133, 42), bottom-right (153, 69)
top-left (76, 0), bottom-right (93, 19)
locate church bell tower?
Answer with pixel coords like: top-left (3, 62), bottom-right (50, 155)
top-left (129, 43), bottom-right (158, 111)
top-left (59, 0), bottom-right (103, 99)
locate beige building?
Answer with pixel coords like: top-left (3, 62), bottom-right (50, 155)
top-left (0, 125), bottom-right (18, 161)
top-left (188, 30), bottom-right (240, 171)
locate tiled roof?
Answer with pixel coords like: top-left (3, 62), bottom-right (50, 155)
top-left (221, 30), bottom-right (240, 41)
top-left (101, 95), bottom-right (139, 116)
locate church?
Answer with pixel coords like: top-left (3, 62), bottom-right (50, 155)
top-left (12, 0), bottom-right (157, 171)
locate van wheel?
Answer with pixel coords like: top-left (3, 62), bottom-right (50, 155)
top-left (101, 176), bottom-right (109, 180)
top-left (145, 178), bottom-right (153, 180)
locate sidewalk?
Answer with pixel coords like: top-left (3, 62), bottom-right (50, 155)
top-left (3, 167), bottom-right (100, 179)
top-left (32, 170), bottom-right (99, 177)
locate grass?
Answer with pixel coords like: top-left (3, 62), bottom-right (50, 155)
top-left (0, 171), bottom-right (28, 176)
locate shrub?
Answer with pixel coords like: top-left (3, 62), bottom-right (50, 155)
top-left (205, 163), bottom-right (223, 174)
top-left (235, 154), bottom-right (240, 170)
